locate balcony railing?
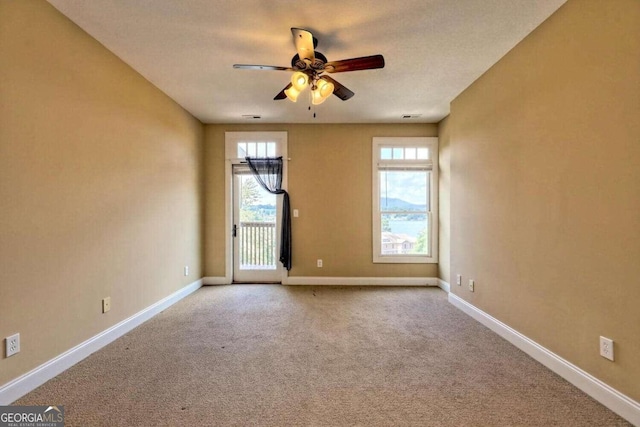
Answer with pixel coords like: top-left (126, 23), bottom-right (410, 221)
top-left (239, 221), bottom-right (277, 270)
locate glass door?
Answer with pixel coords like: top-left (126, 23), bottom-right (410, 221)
top-left (232, 165), bottom-right (281, 282)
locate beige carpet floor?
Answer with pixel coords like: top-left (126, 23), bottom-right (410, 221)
top-left (15, 285), bottom-right (631, 426)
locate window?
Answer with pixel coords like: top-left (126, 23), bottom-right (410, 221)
top-left (372, 137), bottom-right (438, 263)
top-left (226, 135), bottom-right (284, 161)
top-left (236, 141), bottom-right (277, 159)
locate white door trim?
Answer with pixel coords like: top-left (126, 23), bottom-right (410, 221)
top-left (224, 132), bottom-right (288, 283)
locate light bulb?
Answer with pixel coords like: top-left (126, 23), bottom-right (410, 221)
top-left (291, 72), bottom-right (309, 92)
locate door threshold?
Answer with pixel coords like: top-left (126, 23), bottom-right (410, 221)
top-left (232, 281), bottom-right (282, 285)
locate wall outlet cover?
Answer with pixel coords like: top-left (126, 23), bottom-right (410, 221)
top-left (599, 336), bottom-right (614, 361)
top-left (6, 333), bottom-right (20, 357)
top-left (102, 297), bottom-right (111, 313)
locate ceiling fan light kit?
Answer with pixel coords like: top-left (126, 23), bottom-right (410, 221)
top-left (284, 71), bottom-right (335, 105)
top-left (233, 28), bottom-right (384, 109)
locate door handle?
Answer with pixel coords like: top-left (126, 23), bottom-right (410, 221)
top-left (233, 224), bottom-right (237, 237)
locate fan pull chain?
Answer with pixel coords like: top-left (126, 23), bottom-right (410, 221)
top-left (307, 97), bottom-right (316, 119)
top-left (306, 91), bottom-right (316, 118)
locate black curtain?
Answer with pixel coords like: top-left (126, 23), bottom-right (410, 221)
top-left (246, 157), bottom-right (291, 270)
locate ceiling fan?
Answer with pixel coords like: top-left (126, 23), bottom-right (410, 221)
top-left (233, 28), bottom-right (385, 105)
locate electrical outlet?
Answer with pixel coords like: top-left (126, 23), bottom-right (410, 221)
top-left (456, 274), bottom-right (462, 286)
top-left (293, 209), bottom-right (299, 217)
top-left (184, 265), bottom-right (189, 276)
top-left (468, 279), bottom-right (475, 292)
top-left (599, 336), bottom-right (614, 361)
top-left (102, 297), bottom-right (111, 313)
top-left (317, 259), bottom-right (323, 268)
top-left (5, 333), bottom-right (20, 357)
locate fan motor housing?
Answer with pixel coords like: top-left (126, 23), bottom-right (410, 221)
top-left (291, 52), bottom-right (328, 70)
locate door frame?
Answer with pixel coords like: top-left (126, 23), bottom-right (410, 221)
top-left (224, 132), bottom-right (288, 284)
top-left (232, 165), bottom-right (282, 282)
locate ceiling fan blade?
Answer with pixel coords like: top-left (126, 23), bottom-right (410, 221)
top-left (233, 64), bottom-right (293, 71)
top-left (274, 83), bottom-right (292, 100)
top-left (324, 54), bottom-right (385, 73)
top-left (321, 75), bottom-right (355, 101)
top-left (291, 28), bottom-right (315, 63)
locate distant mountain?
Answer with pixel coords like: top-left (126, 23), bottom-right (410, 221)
top-left (380, 197), bottom-right (426, 211)
top-left (252, 204), bottom-right (276, 210)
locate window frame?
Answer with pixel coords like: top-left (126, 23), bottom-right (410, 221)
top-left (372, 137), bottom-right (438, 264)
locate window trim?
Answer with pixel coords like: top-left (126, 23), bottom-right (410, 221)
top-left (372, 137), bottom-right (438, 264)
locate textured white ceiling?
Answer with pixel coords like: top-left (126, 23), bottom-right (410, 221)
top-left (47, 0), bottom-right (566, 124)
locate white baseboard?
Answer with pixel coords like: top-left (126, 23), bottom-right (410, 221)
top-left (0, 279), bottom-right (203, 405)
top-left (204, 276), bottom-right (448, 289)
top-left (204, 276), bottom-right (445, 288)
top-left (203, 276), bottom-right (229, 285)
top-left (438, 279), bottom-right (450, 293)
top-left (283, 276), bottom-right (440, 286)
top-left (448, 293), bottom-right (640, 426)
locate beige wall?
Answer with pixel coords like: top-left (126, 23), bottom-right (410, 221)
top-left (0, 1), bottom-right (203, 386)
top-left (449, 0), bottom-right (640, 401)
top-left (204, 123), bottom-right (438, 278)
top-left (437, 116), bottom-right (451, 285)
